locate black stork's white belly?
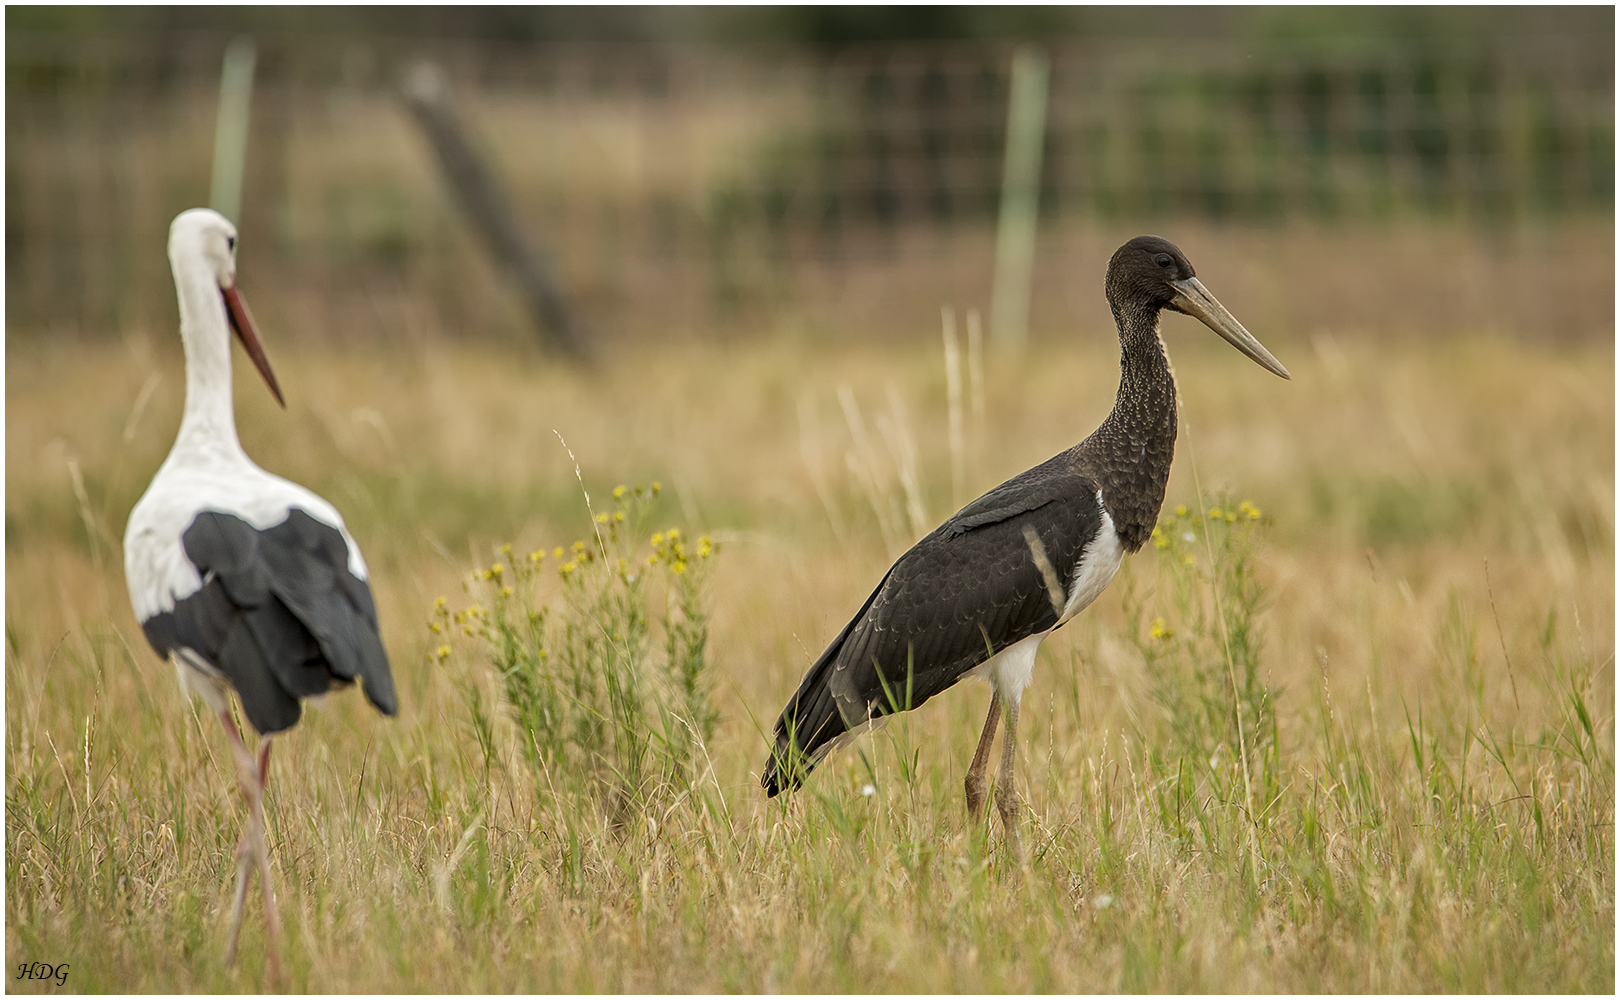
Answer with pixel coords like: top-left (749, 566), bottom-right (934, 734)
top-left (964, 492), bottom-right (1125, 700)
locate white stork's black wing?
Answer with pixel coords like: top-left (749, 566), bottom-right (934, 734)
top-left (139, 509), bottom-right (396, 735)
top-left (763, 454), bottom-right (1103, 794)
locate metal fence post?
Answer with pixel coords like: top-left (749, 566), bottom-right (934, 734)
top-left (210, 37), bottom-right (257, 224)
top-left (990, 46), bottom-right (1050, 352)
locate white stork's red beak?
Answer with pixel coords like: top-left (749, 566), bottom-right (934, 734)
top-left (221, 284), bottom-right (286, 408)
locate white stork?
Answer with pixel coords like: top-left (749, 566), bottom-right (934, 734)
top-left (761, 236), bottom-right (1289, 854)
top-left (123, 209), bottom-right (396, 974)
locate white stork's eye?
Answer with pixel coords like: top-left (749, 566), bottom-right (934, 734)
top-left (227, 236), bottom-right (236, 252)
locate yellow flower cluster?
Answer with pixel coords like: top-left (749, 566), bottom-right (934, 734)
top-left (612, 482), bottom-right (661, 501)
top-left (1149, 617), bottom-right (1173, 640)
top-left (1206, 500), bottom-right (1262, 523)
top-left (451, 602), bottom-right (489, 637)
top-left (647, 526), bottom-right (715, 576)
top-left (558, 538), bottom-right (598, 579)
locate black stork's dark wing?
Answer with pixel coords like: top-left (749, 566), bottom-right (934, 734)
top-left (139, 509), bottom-right (396, 735)
top-left (762, 453), bottom-right (1103, 795)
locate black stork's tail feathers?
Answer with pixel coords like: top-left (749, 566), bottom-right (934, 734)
top-left (761, 663), bottom-right (851, 797)
top-left (140, 509), bottom-right (396, 736)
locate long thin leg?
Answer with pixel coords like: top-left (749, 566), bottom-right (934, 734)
top-left (219, 712), bottom-right (257, 968)
top-left (217, 713), bottom-right (282, 979)
top-left (255, 740), bottom-right (282, 981)
top-left (995, 696), bottom-right (1022, 859)
top-left (964, 691), bottom-right (1002, 820)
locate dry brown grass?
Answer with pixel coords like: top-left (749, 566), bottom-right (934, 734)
top-left (5, 320), bottom-right (1613, 991)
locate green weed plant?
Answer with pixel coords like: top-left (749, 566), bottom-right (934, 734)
top-left (1126, 498), bottom-right (1279, 832)
top-left (433, 484), bottom-right (719, 829)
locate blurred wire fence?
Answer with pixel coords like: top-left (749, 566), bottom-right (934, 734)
top-left (8, 33), bottom-right (1613, 343)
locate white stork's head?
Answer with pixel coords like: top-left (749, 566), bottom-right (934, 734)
top-left (167, 208), bottom-right (285, 407)
top-left (170, 208), bottom-right (241, 289)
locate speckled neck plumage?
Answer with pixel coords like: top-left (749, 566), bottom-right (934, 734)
top-left (1074, 298), bottom-right (1178, 552)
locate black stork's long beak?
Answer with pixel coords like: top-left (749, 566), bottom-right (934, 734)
top-left (221, 284), bottom-right (287, 408)
top-left (1168, 276), bottom-right (1291, 380)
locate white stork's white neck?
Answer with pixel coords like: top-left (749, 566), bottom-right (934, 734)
top-left (171, 249), bottom-right (248, 462)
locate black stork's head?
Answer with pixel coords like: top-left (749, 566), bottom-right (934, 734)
top-left (169, 208), bottom-right (286, 407)
top-left (1106, 235), bottom-right (1290, 380)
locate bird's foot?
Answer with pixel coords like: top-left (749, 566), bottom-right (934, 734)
top-left (996, 785), bottom-right (1023, 861)
top-left (964, 772), bottom-right (991, 822)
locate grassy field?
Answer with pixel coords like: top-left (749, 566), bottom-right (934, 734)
top-left (5, 322), bottom-right (1613, 991)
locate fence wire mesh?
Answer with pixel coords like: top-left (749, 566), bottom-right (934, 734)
top-left (8, 33), bottom-right (1613, 341)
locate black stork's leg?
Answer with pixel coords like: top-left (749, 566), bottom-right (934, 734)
top-left (964, 691), bottom-right (1002, 820)
top-left (995, 696), bottom-right (1023, 859)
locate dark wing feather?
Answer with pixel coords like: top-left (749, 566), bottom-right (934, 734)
top-left (139, 509), bottom-right (395, 735)
top-left (762, 454), bottom-right (1102, 794)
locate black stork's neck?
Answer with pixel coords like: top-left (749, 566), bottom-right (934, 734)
top-left (1076, 298), bottom-right (1178, 551)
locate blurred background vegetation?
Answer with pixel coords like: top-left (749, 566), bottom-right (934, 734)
top-left (7, 5), bottom-right (1613, 348)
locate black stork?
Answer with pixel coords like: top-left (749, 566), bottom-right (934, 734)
top-left (760, 236), bottom-right (1288, 851)
top-left (123, 209), bottom-right (396, 974)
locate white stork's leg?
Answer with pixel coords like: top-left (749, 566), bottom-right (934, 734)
top-left (219, 711), bottom-right (257, 967)
top-left (217, 713), bottom-right (280, 979)
top-left (254, 739), bottom-right (282, 981)
top-left (995, 696), bottom-right (1023, 859)
top-left (964, 691), bottom-right (1002, 820)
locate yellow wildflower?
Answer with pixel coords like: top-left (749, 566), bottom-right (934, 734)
top-left (1175, 504), bottom-right (1188, 517)
top-left (613, 485), bottom-right (627, 500)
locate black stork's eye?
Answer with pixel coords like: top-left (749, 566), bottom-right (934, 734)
top-left (1154, 253), bottom-right (1173, 268)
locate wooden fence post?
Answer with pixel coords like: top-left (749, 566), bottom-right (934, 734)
top-left (403, 62), bottom-right (590, 361)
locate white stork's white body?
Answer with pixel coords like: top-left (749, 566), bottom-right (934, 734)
top-left (123, 209), bottom-right (394, 977)
top-left (127, 460), bottom-right (365, 624)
